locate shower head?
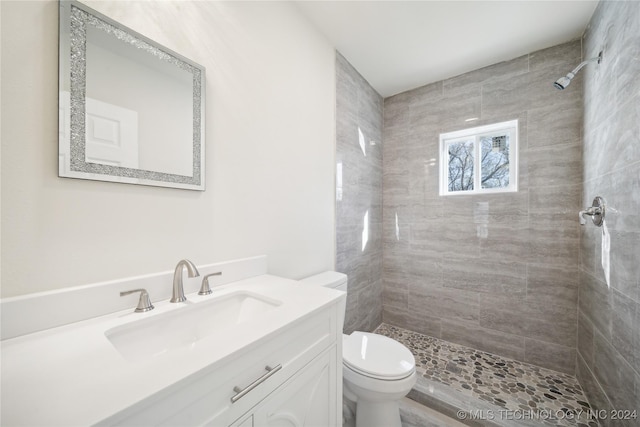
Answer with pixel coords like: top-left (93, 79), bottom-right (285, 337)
top-left (553, 51), bottom-right (602, 90)
top-left (554, 74), bottom-right (573, 90)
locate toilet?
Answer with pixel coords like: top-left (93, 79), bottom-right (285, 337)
top-left (300, 272), bottom-right (416, 427)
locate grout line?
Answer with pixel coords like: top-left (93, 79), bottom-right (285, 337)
top-left (576, 352), bottom-right (613, 421)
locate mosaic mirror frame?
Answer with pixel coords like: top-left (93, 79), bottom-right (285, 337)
top-left (58, 1), bottom-right (206, 190)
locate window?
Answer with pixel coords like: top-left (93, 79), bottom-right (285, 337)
top-left (439, 120), bottom-right (518, 195)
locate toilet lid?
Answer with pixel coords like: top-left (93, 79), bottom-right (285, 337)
top-left (343, 332), bottom-right (415, 380)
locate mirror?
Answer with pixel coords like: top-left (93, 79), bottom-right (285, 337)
top-left (59, 1), bottom-right (205, 190)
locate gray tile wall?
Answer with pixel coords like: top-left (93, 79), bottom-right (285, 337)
top-left (336, 52), bottom-right (384, 334)
top-left (382, 41), bottom-right (583, 374)
top-left (577, 1), bottom-right (640, 423)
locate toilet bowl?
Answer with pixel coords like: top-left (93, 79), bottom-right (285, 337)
top-left (300, 272), bottom-right (416, 427)
top-left (342, 331), bottom-right (416, 427)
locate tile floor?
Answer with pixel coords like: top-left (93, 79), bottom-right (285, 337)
top-left (375, 324), bottom-right (599, 427)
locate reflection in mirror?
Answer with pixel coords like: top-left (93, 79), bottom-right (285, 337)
top-left (59, 1), bottom-right (205, 190)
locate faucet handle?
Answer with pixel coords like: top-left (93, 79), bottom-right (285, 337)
top-left (120, 288), bottom-right (154, 313)
top-left (579, 196), bottom-right (605, 227)
top-left (199, 272), bottom-right (222, 295)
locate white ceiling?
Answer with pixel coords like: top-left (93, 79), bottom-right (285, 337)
top-left (296, 1), bottom-right (599, 97)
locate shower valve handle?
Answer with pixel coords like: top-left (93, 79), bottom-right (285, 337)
top-left (579, 197), bottom-right (605, 227)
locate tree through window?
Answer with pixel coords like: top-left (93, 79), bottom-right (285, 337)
top-left (440, 120), bottom-right (518, 195)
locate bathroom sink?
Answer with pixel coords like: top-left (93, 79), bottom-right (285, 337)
top-left (105, 291), bottom-right (282, 361)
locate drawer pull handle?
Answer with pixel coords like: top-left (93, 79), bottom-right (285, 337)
top-left (231, 364), bottom-right (282, 403)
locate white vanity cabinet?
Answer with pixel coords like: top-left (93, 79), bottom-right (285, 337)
top-left (99, 301), bottom-right (342, 427)
top-left (235, 347), bottom-right (337, 427)
top-left (1, 263), bottom-right (345, 427)
top-left (257, 347), bottom-right (337, 426)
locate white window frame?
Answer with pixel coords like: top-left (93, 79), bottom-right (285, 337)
top-left (439, 120), bottom-right (518, 196)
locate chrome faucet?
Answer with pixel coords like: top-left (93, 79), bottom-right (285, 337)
top-left (171, 259), bottom-right (200, 303)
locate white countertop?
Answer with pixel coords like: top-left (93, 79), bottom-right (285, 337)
top-left (0, 275), bottom-right (344, 426)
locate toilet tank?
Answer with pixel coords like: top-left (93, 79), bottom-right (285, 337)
top-left (300, 271), bottom-right (348, 292)
top-left (300, 271), bottom-right (348, 334)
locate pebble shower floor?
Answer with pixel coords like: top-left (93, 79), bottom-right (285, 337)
top-left (374, 324), bottom-right (598, 427)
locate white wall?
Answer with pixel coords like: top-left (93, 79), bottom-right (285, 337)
top-left (0, 0), bottom-right (336, 298)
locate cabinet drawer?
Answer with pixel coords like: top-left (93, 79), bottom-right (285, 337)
top-left (253, 345), bottom-right (339, 426)
top-left (103, 306), bottom-right (337, 426)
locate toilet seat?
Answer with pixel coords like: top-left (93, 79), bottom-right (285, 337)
top-left (343, 332), bottom-right (415, 380)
